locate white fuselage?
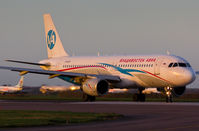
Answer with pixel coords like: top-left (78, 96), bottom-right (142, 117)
top-left (40, 55), bottom-right (196, 89)
top-left (40, 85), bottom-right (80, 93)
top-left (0, 86), bottom-right (22, 93)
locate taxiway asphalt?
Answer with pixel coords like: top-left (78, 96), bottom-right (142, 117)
top-left (1, 101), bottom-right (199, 131)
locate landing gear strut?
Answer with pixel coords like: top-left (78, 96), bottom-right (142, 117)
top-left (82, 93), bottom-right (96, 102)
top-left (133, 88), bottom-right (146, 102)
top-left (165, 86), bottom-right (173, 103)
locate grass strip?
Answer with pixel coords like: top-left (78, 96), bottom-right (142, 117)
top-left (0, 110), bottom-right (122, 128)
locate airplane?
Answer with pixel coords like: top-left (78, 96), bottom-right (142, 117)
top-left (40, 85), bottom-right (80, 94)
top-left (0, 14), bottom-right (197, 102)
top-left (0, 76), bottom-right (24, 94)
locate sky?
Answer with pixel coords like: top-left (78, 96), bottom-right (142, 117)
top-left (0, 0), bottom-right (199, 87)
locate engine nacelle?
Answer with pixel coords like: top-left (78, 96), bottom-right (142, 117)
top-left (172, 86), bottom-right (186, 97)
top-left (157, 86), bottom-right (186, 97)
top-left (81, 78), bottom-right (109, 96)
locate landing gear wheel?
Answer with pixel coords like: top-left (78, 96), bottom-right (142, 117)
top-left (139, 94), bottom-right (146, 102)
top-left (133, 93), bottom-right (139, 101)
top-left (166, 95), bottom-right (173, 103)
top-left (82, 93), bottom-right (96, 102)
top-left (132, 93), bottom-right (146, 102)
top-left (82, 93), bottom-right (89, 101)
top-left (89, 96), bottom-right (96, 102)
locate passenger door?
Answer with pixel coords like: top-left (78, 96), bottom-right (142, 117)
top-left (154, 58), bottom-right (163, 75)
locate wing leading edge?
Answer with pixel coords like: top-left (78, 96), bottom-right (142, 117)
top-left (0, 66), bottom-right (121, 82)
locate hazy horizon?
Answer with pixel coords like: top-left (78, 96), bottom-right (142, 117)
top-left (0, 0), bottom-right (199, 88)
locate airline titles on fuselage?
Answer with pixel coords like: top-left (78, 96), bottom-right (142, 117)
top-left (119, 58), bottom-right (156, 63)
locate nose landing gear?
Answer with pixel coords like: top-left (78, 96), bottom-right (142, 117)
top-left (165, 86), bottom-right (173, 103)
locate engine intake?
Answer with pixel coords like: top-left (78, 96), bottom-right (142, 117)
top-left (157, 86), bottom-right (186, 97)
top-left (172, 86), bottom-right (186, 97)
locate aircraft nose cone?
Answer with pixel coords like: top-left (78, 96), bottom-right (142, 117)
top-left (182, 69), bottom-right (196, 85)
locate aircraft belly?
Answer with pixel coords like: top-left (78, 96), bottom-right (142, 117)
top-left (135, 74), bottom-right (169, 88)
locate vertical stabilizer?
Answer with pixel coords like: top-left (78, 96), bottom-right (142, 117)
top-left (16, 76), bottom-right (24, 89)
top-left (43, 14), bottom-right (69, 58)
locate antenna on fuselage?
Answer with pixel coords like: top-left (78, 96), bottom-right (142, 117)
top-left (166, 50), bottom-right (170, 55)
top-left (97, 52), bottom-right (100, 56)
top-left (72, 52), bottom-right (75, 56)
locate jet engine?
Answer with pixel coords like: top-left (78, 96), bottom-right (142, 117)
top-left (157, 86), bottom-right (186, 97)
top-left (172, 86), bottom-right (186, 97)
top-left (81, 78), bottom-right (109, 96)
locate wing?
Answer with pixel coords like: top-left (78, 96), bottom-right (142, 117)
top-left (0, 66), bottom-right (121, 82)
top-left (196, 71), bottom-right (199, 75)
top-left (5, 59), bottom-right (50, 66)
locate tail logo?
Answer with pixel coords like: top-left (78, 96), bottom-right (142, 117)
top-left (47, 30), bottom-right (56, 50)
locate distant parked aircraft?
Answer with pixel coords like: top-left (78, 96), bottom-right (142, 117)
top-left (0, 76), bottom-right (24, 94)
top-left (40, 85), bottom-right (80, 94)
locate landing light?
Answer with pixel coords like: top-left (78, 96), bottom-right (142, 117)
top-left (70, 86), bottom-right (80, 91)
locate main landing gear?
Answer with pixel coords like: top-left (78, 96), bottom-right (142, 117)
top-left (133, 88), bottom-right (146, 102)
top-left (165, 86), bottom-right (173, 103)
top-left (82, 93), bottom-right (96, 102)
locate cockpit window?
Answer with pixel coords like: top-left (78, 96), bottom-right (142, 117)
top-left (179, 63), bottom-right (187, 67)
top-left (173, 63), bottom-right (178, 67)
top-left (168, 62), bottom-right (191, 68)
top-left (186, 63), bottom-right (191, 67)
top-left (168, 63), bottom-right (173, 67)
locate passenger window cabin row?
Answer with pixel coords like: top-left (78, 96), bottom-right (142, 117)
top-left (62, 64), bottom-right (154, 68)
